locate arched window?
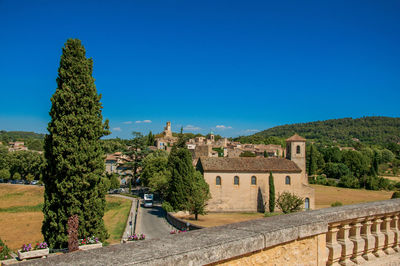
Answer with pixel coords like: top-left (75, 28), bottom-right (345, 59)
top-left (296, 145), bottom-right (301, 154)
top-left (285, 176), bottom-right (291, 185)
top-left (216, 176), bottom-right (221, 186)
top-left (234, 176), bottom-right (239, 185)
top-left (305, 198), bottom-right (310, 210)
top-left (251, 176), bottom-right (257, 185)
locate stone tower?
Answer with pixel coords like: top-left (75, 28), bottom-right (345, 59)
top-left (163, 121), bottom-right (173, 138)
top-left (286, 134), bottom-right (307, 181)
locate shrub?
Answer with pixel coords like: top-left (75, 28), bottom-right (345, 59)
top-left (0, 238), bottom-right (11, 260)
top-left (276, 192), bottom-right (304, 214)
top-left (0, 169), bottom-right (11, 180)
top-left (392, 191), bottom-right (400, 199)
top-left (162, 201), bottom-right (174, 212)
top-left (338, 175), bottom-right (360, 189)
top-left (331, 201), bottom-right (343, 207)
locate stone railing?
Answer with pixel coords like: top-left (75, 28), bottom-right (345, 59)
top-left (21, 199), bottom-right (400, 265)
top-left (166, 212), bottom-right (204, 231)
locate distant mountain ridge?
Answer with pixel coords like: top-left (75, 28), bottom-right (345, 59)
top-left (0, 130), bottom-right (45, 142)
top-left (247, 116), bottom-right (400, 145)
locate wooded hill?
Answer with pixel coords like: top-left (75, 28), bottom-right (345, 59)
top-left (235, 117), bottom-right (400, 146)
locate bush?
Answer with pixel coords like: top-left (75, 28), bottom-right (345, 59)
top-left (331, 201), bottom-right (343, 207)
top-left (276, 192), bottom-right (304, 214)
top-left (162, 201), bottom-right (174, 212)
top-left (0, 238), bottom-right (11, 260)
top-left (12, 172), bottom-right (21, 180)
top-left (338, 175), bottom-right (360, 189)
top-left (0, 169), bottom-right (10, 180)
top-left (392, 191), bottom-right (400, 199)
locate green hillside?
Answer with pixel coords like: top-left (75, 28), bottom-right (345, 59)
top-left (235, 117), bottom-right (400, 145)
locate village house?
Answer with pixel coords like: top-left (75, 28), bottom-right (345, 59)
top-left (105, 152), bottom-right (132, 184)
top-left (8, 141), bottom-right (28, 152)
top-left (196, 134), bottom-right (314, 212)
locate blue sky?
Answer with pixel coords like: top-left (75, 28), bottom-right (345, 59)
top-left (0, 1), bottom-right (399, 138)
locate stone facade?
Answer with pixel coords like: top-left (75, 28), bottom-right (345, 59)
top-left (197, 134), bottom-right (315, 212)
top-left (156, 121), bottom-right (177, 150)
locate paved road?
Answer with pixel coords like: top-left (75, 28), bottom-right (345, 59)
top-left (138, 203), bottom-right (174, 240)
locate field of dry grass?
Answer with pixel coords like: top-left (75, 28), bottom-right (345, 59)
top-left (311, 184), bottom-right (393, 209)
top-left (0, 184), bottom-right (131, 250)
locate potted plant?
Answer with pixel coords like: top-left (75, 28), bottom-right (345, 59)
top-left (0, 238), bottom-right (15, 265)
top-left (17, 242), bottom-right (49, 261)
top-left (78, 236), bottom-right (102, 251)
top-left (127, 233), bottom-right (145, 241)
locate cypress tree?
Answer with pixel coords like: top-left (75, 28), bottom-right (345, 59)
top-left (308, 144), bottom-right (317, 176)
top-left (147, 131), bottom-right (155, 146)
top-left (166, 145), bottom-right (194, 210)
top-left (263, 150), bottom-right (268, 158)
top-left (42, 39), bottom-right (110, 248)
top-left (268, 172), bottom-right (275, 213)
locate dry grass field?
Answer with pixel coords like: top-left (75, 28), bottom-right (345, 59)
top-left (0, 184), bottom-right (131, 250)
top-left (311, 184), bottom-right (393, 209)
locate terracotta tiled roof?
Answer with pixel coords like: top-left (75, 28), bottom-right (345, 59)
top-left (286, 134), bottom-right (306, 142)
top-left (198, 157), bottom-right (301, 173)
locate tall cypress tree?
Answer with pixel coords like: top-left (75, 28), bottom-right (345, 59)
top-left (268, 172), bottom-right (275, 213)
top-left (42, 39), bottom-right (110, 248)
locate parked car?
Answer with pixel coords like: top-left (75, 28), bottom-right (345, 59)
top-left (15, 180), bottom-right (24, 184)
top-left (0, 179), bottom-right (4, 183)
top-left (30, 180), bottom-right (39, 185)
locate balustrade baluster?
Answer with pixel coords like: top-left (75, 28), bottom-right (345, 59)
top-left (337, 223), bottom-right (354, 265)
top-left (372, 217), bottom-right (385, 257)
top-left (361, 219), bottom-right (376, 261)
top-left (326, 224), bottom-right (342, 266)
top-left (349, 220), bottom-right (365, 264)
top-left (391, 214), bottom-right (400, 252)
top-left (382, 215), bottom-right (395, 255)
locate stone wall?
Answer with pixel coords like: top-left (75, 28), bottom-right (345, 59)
top-left (166, 212), bottom-right (204, 231)
top-left (20, 199), bottom-right (400, 266)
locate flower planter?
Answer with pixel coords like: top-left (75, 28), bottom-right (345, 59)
top-left (17, 248), bottom-right (49, 260)
top-left (78, 242), bottom-right (102, 251)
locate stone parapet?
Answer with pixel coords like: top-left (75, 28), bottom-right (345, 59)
top-left (20, 199), bottom-right (400, 265)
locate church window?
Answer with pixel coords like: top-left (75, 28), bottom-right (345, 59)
top-left (285, 176), bottom-right (291, 185)
top-left (251, 176), bottom-right (257, 185)
top-left (305, 198), bottom-right (310, 210)
top-left (216, 176), bottom-right (221, 186)
top-left (296, 145), bottom-right (301, 154)
top-left (234, 176), bottom-right (239, 185)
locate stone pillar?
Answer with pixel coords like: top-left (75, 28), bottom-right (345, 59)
top-left (391, 214), bottom-right (400, 252)
top-left (372, 218), bottom-right (385, 258)
top-left (337, 223), bottom-right (354, 265)
top-left (326, 224), bottom-right (342, 266)
top-left (361, 219), bottom-right (376, 261)
top-left (349, 221), bottom-right (365, 264)
top-left (382, 215), bottom-right (395, 255)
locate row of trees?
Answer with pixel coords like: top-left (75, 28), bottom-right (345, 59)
top-left (0, 146), bottom-right (44, 181)
top-left (307, 144), bottom-right (399, 190)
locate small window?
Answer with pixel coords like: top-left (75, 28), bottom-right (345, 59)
top-left (234, 176), bottom-right (239, 185)
top-left (296, 145), bottom-right (301, 154)
top-left (305, 198), bottom-right (310, 210)
top-left (285, 176), bottom-right (291, 185)
top-left (216, 176), bottom-right (221, 186)
top-left (251, 176), bottom-right (257, 185)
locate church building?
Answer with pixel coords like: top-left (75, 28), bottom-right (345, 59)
top-left (196, 134), bottom-right (315, 212)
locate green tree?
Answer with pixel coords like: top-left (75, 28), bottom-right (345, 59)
top-left (0, 169), bottom-right (11, 180)
top-left (25, 173), bottom-right (35, 182)
top-left (141, 150), bottom-right (170, 198)
top-left (307, 144), bottom-right (317, 176)
top-left (187, 171), bottom-right (211, 220)
top-left (264, 150), bottom-right (268, 158)
top-left (42, 39), bottom-right (110, 248)
top-left (109, 174), bottom-right (120, 190)
top-left (12, 172), bottom-right (21, 180)
top-left (123, 132), bottom-right (149, 185)
top-left (147, 131), bottom-right (155, 147)
top-left (268, 172), bottom-right (275, 213)
top-left (276, 192), bottom-right (304, 214)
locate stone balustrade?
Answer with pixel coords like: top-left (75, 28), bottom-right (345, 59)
top-left (21, 199), bottom-right (400, 265)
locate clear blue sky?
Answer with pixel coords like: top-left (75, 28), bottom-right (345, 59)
top-left (0, 1), bottom-right (399, 138)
